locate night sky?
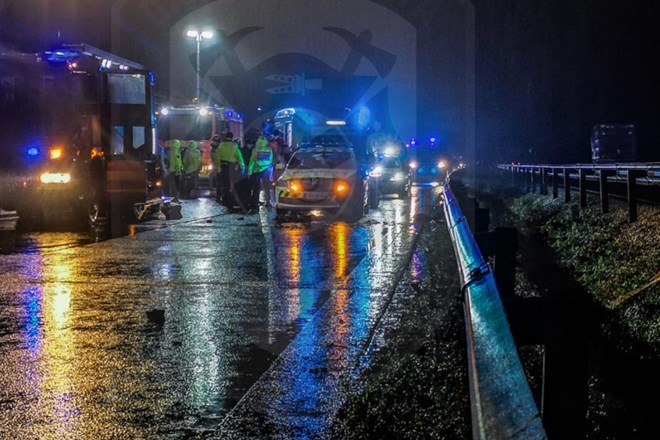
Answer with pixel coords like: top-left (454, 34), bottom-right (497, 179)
top-left (2, 0), bottom-right (659, 164)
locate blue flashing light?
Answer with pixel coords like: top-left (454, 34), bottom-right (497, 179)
top-left (236, 112), bottom-right (242, 120)
top-left (429, 136), bottom-right (437, 145)
top-left (409, 137), bottom-right (417, 146)
top-left (149, 71), bottom-right (156, 86)
top-left (44, 48), bottom-right (81, 63)
top-left (27, 146), bottom-right (40, 157)
top-left (224, 109), bottom-right (234, 119)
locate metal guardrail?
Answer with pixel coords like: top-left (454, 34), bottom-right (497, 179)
top-left (442, 182), bottom-right (547, 439)
top-left (498, 162), bottom-right (660, 186)
top-left (498, 162), bottom-right (660, 222)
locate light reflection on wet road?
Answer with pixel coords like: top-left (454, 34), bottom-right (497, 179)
top-left (0, 188), bottom-right (440, 438)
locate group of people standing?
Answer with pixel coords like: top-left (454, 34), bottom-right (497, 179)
top-left (210, 130), bottom-right (286, 213)
top-left (163, 139), bottom-right (202, 199)
top-left (161, 130), bottom-right (287, 213)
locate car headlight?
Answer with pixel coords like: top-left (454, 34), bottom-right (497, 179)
top-left (438, 160), bottom-right (448, 169)
top-left (40, 172), bottom-right (71, 184)
top-left (409, 161), bottom-right (418, 169)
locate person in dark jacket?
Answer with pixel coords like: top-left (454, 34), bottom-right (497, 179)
top-left (235, 136), bottom-right (254, 209)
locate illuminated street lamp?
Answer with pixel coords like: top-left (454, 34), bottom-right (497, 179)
top-left (186, 29), bottom-right (214, 104)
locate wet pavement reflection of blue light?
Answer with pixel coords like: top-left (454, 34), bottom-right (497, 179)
top-left (219, 192), bottom-right (433, 438)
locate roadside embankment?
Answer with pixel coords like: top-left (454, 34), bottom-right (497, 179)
top-left (454, 166), bottom-right (659, 439)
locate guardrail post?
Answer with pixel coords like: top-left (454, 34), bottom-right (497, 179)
top-left (627, 170), bottom-right (646, 222)
top-left (515, 167), bottom-right (523, 187)
top-left (530, 167), bottom-right (541, 194)
top-left (552, 168), bottom-right (559, 199)
top-left (462, 197), bottom-right (490, 235)
top-left (578, 169), bottom-right (592, 208)
top-left (476, 227), bottom-right (518, 298)
top-left (598, 170), bottom-right (615, 214)
top-left (563, 169), bottom-right (572, 202)
top-left (540, 168), bottom-right (548, 195)
top-left (504, 296), bottom-right (590, 440)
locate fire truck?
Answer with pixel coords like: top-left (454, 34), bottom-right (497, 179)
top-left (1, 43), bottom-right (161, 238)
top-left (156, 105), bottom-right (244, 193)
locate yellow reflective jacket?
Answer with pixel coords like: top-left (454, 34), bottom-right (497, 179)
top-left (168, 140), bottom-right (183, 173)
top-left (213, 141), bottom-right (245, 170)
top-left (248, 136), bottom-right (274, 175)
top-left (183, 143), bottom-right (202, 173)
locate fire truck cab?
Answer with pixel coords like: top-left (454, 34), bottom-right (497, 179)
top-left (5, 43), bottom-right (161, 238)
top-left (156, 105), bottom-right (243, 194)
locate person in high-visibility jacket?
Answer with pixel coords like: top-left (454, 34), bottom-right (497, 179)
top-left (182, 140), bottom-right (202, 198)
top-left (247, 134), bottom-right (274, 211)
top-left (165, 139), bottom-right (183, 198)
top-left (212, 131), bottom-right (245, 207)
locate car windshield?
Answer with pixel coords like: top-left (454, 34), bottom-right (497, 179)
top-left (287, 151), bottom-right (354, 170)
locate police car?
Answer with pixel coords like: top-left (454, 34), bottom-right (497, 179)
top-left (275, 143), bottom-right (371, 221)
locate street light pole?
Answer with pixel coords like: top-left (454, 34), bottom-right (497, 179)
top-left (186, 29), bottom-right (214, 105)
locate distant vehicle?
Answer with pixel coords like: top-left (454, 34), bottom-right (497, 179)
top-left (370, 155), bottom-right (410, 198)
top-left (274, 143), bottom-right (372, 222)
top-left (407, 137), bottom-right (449, 186)
top-left (590, 124), bottom-right (638, 163)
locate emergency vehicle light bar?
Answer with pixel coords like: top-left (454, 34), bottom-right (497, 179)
top-left (44, 43), bottom-right (144, 70)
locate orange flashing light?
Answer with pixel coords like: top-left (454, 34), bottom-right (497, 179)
top-left (49, 147), bottom-right (64, 160)
top-left (90, 147), bottom-right (104, 159)
top-left (288, 180), bottom-right (302, 193)
top-left (335, 180), bottom-right (349, 194)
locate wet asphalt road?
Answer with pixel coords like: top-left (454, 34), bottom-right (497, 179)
top-left (0, 188), bottom-right (441, 439)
